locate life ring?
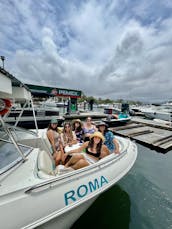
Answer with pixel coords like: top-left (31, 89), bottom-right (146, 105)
top-left (0, 99), bottom-right (12, 116)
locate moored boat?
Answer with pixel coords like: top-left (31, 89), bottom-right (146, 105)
top-left (0, 122), bottom-right (137, 229)
top-left (0, 68), bottom-right (137, 229)
top-left (102, 113), bottom-right (131, 127)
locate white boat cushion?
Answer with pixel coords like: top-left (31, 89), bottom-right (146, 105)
top-left (64, 143), bottom-right (81, 153)
top-left (37, 150), bottom-right (55, 176)
top-left (38, 128), bottom-right (53, 154)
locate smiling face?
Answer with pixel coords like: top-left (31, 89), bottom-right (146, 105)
top-left (93, 136), bottom-right (101, 144)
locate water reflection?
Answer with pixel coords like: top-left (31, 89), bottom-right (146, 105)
top-left (71, 185), bottom-right (130, 229)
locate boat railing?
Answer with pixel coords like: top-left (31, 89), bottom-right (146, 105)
top-left (26, 138), bottom-right (131, 193)
top-left (4, 98), bottom-right (39, 133)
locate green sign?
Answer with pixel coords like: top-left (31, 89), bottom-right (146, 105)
top-left (26, 84), bottom-right (82, 98)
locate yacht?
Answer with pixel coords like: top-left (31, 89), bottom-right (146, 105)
top-left (141, 105), bottom-right (172, 122)
top-left (0, 68), bottom-right (138, 229)
top-left (41, 98), bottom-right (68, 108)
top-left (3, 103), bottom-right (64, 129)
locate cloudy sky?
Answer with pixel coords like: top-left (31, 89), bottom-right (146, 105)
top-left (0, 0), bottom-right (172, 102)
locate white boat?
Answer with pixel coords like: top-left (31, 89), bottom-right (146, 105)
top-left (102, 113), bottom-right (131, 127)
top-left (0, 68), bottom-right (64, 129)
top-left (3, 104), bottom-right (64, 129)
top-left (0, 68), bottom-right (138, 228)
top-left (41, 98), bottom-right (68, 108)
top-left (141, 106), bottom-right (172, 122)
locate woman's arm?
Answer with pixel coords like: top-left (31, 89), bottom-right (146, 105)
top-left (70, 131), bottom-right (77, 145)
top-left (66, 142), bottom-right (89, 156)
top-left (47, 130), bottom-right (56, 153)
top-left (100, 145), bottom-right (110, 159)
top-left (93, 124), bottom-right (98, 131)
top-left (113, 138), bottom-right (120, 154)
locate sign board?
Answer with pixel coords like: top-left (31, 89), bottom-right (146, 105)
top-left (26, 84), bottom-right (82, 98)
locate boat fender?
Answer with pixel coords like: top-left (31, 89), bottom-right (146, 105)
top-left (0, 99), bottom-right (12, 116)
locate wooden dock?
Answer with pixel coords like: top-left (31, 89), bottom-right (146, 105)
top-left (110, 117), bottom-right (172, 153)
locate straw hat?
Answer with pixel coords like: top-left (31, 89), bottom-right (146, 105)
top-left (72, 119), bottom-right (82, 125)
top-left (90, 131), bottom-right (105, 142)
top-left (50, 118), bottom-right (58, 124)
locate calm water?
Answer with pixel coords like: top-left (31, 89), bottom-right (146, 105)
top-left (71, 143), bottom-right (172, 229)
top-left (52, 108), bottom-right (172, 228)
top-left (34, 106), bottom-right (172, 228)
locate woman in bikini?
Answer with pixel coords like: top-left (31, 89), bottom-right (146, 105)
top-left (83, 116), bottom-right (97, 141)
top-left (63, 131), bottom-right (110, 170)
top-left (61, 122), bottom-right (78, 147)
top-left (47, 118), bottom-right (64, 166)
top-left (72, 119), bottom-right (84, 143)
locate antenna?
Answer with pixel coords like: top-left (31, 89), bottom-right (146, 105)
top-left (0, 56), bottom-right (5, 69)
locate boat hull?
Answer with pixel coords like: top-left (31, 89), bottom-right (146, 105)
top-left (143, 111), bottom-right (172, 122)
top-left (0, 137), bottom-right (137, 229)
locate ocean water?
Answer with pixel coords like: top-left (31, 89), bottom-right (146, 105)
top-left (71, 143), bottom-right (172, 229)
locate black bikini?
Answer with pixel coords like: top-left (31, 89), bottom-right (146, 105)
top-left (86, 148), bottom-right (101, 158)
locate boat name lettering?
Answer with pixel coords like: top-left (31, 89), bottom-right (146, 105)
top-left (64, 175), bottom-right (108, 206)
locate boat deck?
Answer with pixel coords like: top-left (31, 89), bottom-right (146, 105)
top-left (110, 117), bottom-right (172, 153)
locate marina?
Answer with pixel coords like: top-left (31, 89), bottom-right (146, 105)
top-left (1, 1), bottom-right (172, 228)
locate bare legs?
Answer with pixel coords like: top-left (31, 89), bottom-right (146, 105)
top-left (65, 154), bottom-right (89, 170)
top-left (53, 150), bottom-right (63, 166)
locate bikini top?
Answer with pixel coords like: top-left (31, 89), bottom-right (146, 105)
top-left (86, 147), bottom-right (101, 158)
top-left (83, 126), bottom-right (95, 134)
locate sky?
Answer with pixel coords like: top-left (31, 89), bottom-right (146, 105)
top-left (0, 0), bottom-right (172, 103)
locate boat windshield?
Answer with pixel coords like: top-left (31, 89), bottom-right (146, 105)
top-left (0, 123), bottom-right (37, 142)
top-left (0, 123), bottom-right (36, 174)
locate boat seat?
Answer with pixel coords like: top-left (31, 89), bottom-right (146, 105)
top-left (37, 150), bottom-right (74, 179)
top-left (39, 129), bottom-right (53, 154)
top-left (37, 150), bottom-right (56, 179)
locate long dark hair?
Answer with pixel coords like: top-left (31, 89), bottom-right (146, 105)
top-left (47, 123), bottom-right (58, 131)
top-left (88, 137), bottom-right (103, 155)
top-left (62, 122), bottom-right (74, 144)
top-left (72, 120), bottom-right (82, 132)
top-left (97, 125), bottom-right (108, 135)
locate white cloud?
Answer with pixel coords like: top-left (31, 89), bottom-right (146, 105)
top-left (0, 0), bottom-right (172, 102)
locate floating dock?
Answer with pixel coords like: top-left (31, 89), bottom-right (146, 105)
top-left (110, 117), bottom-right (172, 153)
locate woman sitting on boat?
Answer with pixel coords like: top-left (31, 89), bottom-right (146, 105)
top-left (63, 132), bottom-right (110, 170)
top-left (61, 122), bottom-right (78, 148)
top-left (72, 119), bottom-right (84, 143)
top-left (83, 116), bottom-right (97, 141)
top-left (47, 118), bottom-right (64, 166)
top-left (97, 121), bottom-right (120, 154)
